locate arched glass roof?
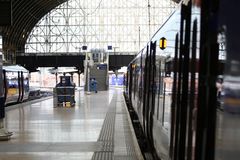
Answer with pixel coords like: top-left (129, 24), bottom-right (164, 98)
top-left (25, 0), bottom-right (177, 55)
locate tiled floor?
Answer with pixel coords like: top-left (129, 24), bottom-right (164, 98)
top-left (0, 88), bottom-right (142, 160)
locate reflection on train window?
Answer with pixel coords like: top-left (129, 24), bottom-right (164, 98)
top-left (134, 64), bottom-right (139, 100)
top-left (8, 79), bottom-right (18, 88)
top-left (7, 78), bottom-right (19, 96)
top-left (154, 61), bottom-right (161, 118)
top-left (136, 67), bottom-right (141, 100)
top-left (163, 76), bottom-right (173, 131)
top-left (158, 72), bottom-right (164, 122)
top-left (157, 61), bottom-right (165, 123)
top-left (24, 78), bottom-right (30, 92)
top-left (133, 66), bottom-right (136, 100)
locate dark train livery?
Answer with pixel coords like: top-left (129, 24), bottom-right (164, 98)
top-left (3, 65), bottom-right (30, 105)
top-left (125, 3), bottom-right (200, 158)
top-left (125, 0), bottom-right (239, 160)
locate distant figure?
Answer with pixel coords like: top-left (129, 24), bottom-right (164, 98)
top-left (216, 78), bottom-right (223, 99)
top-left (91, 78), bottom-right (98, 93)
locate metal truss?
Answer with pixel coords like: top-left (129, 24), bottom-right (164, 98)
top-left (25, 0), bottom-right (177, 55)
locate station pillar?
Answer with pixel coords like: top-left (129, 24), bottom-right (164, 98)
top-left (0, 53), bottom-right (12, 140)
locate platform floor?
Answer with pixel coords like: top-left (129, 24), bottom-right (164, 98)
top-left (0, 88), bottom-right (143, 160)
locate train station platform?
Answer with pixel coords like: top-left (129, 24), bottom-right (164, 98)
top-left (0, 88), bottom-right (143, 160)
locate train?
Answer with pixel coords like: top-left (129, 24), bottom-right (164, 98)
top-left (124, 1), bottom-right (227, 160)
top-left (2, 65), bottom-right (30, 105)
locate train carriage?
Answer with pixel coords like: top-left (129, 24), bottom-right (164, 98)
top-left (3, 65), bottom-right (30, 105)
top-left (125, 0), bottom-right (222, 159)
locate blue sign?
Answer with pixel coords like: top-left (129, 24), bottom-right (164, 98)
top-left (97, 64), bottom-right (107, 70)
top-left (108, 46), bottom-right (112, 50)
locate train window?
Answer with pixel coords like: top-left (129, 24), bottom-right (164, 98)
top-left (155, 61), bottom-right (161, 118)
top-left (157, 62), bottom-right (164, 122)
top-left (24, 77), bottom-right (30, 92)
top-left (162, 75), bottom-right (173, 131)
top-left (157, 60), bottom-right (173, 132)
top-left (137, 61), bottom-right (141, 100)
top-left (133, 67), bottom-right (136, 99)
top-left (136, 64), bottom-right (141, 100)
top-left (133, 63), bottom-right (139, 100)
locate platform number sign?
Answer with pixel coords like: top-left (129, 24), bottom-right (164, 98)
top-left (159, 37), bottom-right (167, 50)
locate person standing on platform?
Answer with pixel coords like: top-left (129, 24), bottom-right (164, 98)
top-left (90, 78), bottom-right (98, 93)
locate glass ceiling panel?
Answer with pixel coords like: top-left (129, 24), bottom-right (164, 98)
top-left (25, 0), bottom-right (177, 55)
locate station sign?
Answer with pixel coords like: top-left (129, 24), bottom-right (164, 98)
top-left (107, 46), bottom-right (112, 50)
top-left (82, 46), bottom-right (87, 51)
top-left (97, 64), bottom-right (107, 70)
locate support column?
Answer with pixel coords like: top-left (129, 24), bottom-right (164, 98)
top-left (78, 70), bottom-right (81, 87)
top-left (0, 53), bottom-right (12, 140)
top-left (55, 72), bottom-right (58, 85)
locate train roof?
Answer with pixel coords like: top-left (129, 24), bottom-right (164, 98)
top-left (128, 4), bottom-right (181, 66)
top-left (2, 65), bottom-right (29, 72)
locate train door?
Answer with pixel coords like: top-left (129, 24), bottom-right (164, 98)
top-left (169, 33), bottom-right (179, 159)
top-left (17, 71), bottom-right (21, 103)
top-left (4, 70), bottom-right (20, 104)
top-left (170, 2), bottom-right (193, 160)
top-left (171, 21), bottom-right (198, 160)
top-left (143, 46), bottom-right (150, 134)
top-left (194, 0), bottom-right (219, 159)
top-left (125, 65), bottom-right (130, 95)
top-left (2, 70), bottom-right (7, 104)
top-left (20, 71), bottom-right (29, 102)
top-left (170, 1), bottom-right (220, 160)
top-left (20, 71), bottom-right (24, 102)
top-left (23, 72), bottom-right (30, 101)
top-left (142, 41), bottom-right (156, 149)
top-left (147, 41), bottom-right (156, 147)
top-left (140, 49), bottom-right (147, 127)
top-left (138, 50), bottom-right (144, 122)
top-left (128, 63), bottom-right (133, 103)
